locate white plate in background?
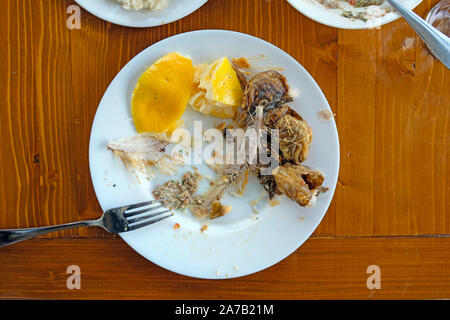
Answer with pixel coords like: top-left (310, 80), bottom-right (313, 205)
top-left (74, 0), bottom-right (208, 27)
top-left (286, 0), bottom-right (422, 29)
top-left (89, 30), bottom-right (340, 279)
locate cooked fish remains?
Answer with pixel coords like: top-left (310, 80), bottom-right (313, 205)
top-left (107, 132), bottom-right (177, 181)
top-left (273, 164), bottom-right (327, 207)
top-left (236, 70), bottom-right (292, 127)
top-left (110, 68), bottom-right (328, 219)
top-left (242, 70), bottom-right (292, 113)
top-left (235, 69), bottom-right (328, 207)
top-left (190, 163), bottom-right (247, 219)
top-left (192, 69), bottom-right (327, 212)
top-left (265, 105), bottom-right (313, 164)
top-left (153, 171), bottom-right (202, 210)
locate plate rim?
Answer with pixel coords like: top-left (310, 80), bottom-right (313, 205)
top-left (286, 0), bottom-right (423, 29)
top-left (88, 29), bottom-right (340, 279)
top-left (73, 0), bottom-right (208, 28)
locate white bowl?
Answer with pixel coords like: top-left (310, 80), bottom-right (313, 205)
top-left (286, 0), bottom-right (423, 29)
top-left (74, 0), bottom-right (208, 28)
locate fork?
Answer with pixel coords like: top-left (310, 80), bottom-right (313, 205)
top-left (0, 199), bottom-right (172, 248)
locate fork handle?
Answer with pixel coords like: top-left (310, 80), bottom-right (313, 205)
top-left (0, 220), bottom-right (101, 248)
top-left (386, 0), bottom-right (450, 69)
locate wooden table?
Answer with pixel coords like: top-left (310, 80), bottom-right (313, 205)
top-left (0, 0), bottom-right (449, 300)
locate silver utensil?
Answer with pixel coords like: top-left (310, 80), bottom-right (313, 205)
top-left (386, 0), bottom-right (450, 68)
top-left (0, 199), bottom-right (172, 247)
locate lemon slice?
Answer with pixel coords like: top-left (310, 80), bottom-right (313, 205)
top-left (210, 57), bottom-right (243, 107)
top-left (190, 57), bottom-right (243, 118)
top-left (132, 52), bottom-right (193, 133)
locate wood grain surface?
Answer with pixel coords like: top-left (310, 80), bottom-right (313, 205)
top-left (2, 237), bottom-right (450, 299)
top-left (0, 0), bottom-right (449, 299)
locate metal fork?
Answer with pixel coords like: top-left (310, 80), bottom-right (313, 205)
top-left (0, 199), bottom-right (172, 248)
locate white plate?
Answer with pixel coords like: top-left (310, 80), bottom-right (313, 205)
top-left (74, 0), bottom-right (208, 28)
top-left (89, 30), bottom-right (340, 279)
top-left (286, 0), bottom-right (422, 29)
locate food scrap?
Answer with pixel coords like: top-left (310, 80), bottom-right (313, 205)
top-left (209, 201), bottom-right (232, 219)
top-left (316, 0), bottom-right (393, 22)
top-left (153, 171), bottom-right (202, 210)
top-left (116, 0), bottom-right (168, 11)
top-left (232, 57), bottom-right (251, 69)
top-left (318, 109), bottom-right (334, 122)
top-left (272, 164), bottom-right (328, 207)
top-left (190, 164), bottom-right (246, 219)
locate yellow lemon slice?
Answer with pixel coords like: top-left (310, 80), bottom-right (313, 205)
top-left (211, 57), bottom-right (243, 107)
top-left (132, 52), bottom-right (193, 133)
top-left (190, 57), bottom-right (243, 119)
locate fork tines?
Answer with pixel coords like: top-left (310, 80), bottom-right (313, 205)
top-left (124, 199), bottom-right (173, 231)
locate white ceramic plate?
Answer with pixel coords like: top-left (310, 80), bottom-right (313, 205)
top-left (286, 0), bottom-right (422, 29)
top-left (89, 30), bottom-right (340, 279)
top-left (74, 0), bottom-right (208, 28)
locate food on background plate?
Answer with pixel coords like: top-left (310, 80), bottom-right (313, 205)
top-left (116, 0), bottom-right (169, 11)
top-left (316, 0), bottom-right (394, 22)
top-left (131, 52), bottom-right (193, 133)
top-left (190, 57), bottom-right (243, 119)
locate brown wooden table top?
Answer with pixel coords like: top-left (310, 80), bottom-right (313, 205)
top-left (0, 0), bottom-right (449, 300)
